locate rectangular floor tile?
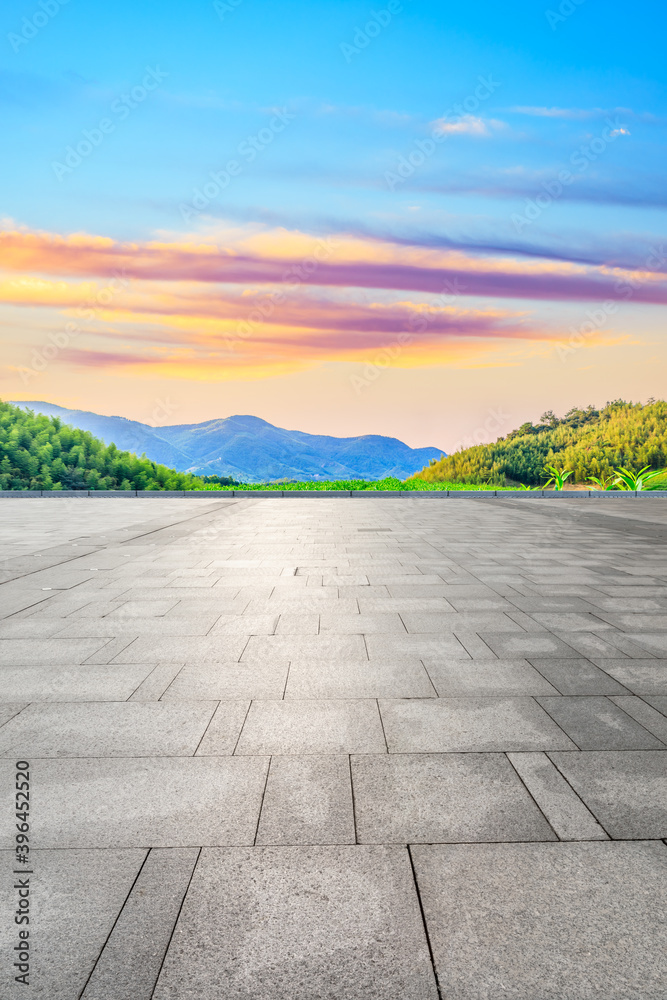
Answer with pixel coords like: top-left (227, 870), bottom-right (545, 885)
top-left (0, 703), bottom-right (28, 726)
top-left (318, 612), bottom-right (406, 634)
top-left (357, 597), bottom-right (456, 613)
top-left (0, 637), bottom-right (108, 664)
top-left (507, 751), bottom-right (608, 840)
top-left (81, 847), bottom-right (199, 1000)
top-left (549, 750), bottom-right (667, 838)
top-left (162, 662), bottom-right (289, 700)
top-left (412, 842), bottom-right (667, 999)
top-left (274, 613), bottom-right (320, 634)
top-left (423, 659), bottom-right (558, 696)
top-left (527, 657), bottom-right (630, 695)
top-left (537, 696), bottom-right (665, 750)
top-left (478, 633), bottom-right (581, 657)
top-left (256, 755), bottom-right (355, 845)
top-left (0, 756), bottom-right (270, 847)
top-left (352, 753), bottom-right (556, 843)
top-left (195, 701), bottom-right (251, 754)
top-left (241, 634), bottom-right (367, 662)
top-left (0, 664), bottom-right (154, 702)
top-left (0, 702), bottom-right (218, 757)
top-left (235, 700), bottom-right (387, 754)
top-left (401, 612), bottom-right (523, 633)
top-left (55, 617), bottom-right (218, 637)
top-left (152, 846), bottom-right (439, 1000)
top-left (365, 633), bottom-right (470, 659)
top-left (209, 614), bottom-right (279, 635)
top-left (0, 848), bottom-right (145, 1000)
top-left (610, 696), bottom-right (667, 742)
top-left (113, 635), bottom-right (249, 662)
top-left (591, 659), bottom-right (667, 695)
top-left (285, 659), bottom-right (436, 699)
top-left (616, 633), bottom-right (667, 655)
top-left (379, 698), bottom-right (576, 752)
top-left (129, 663), bottom-right (184, 701)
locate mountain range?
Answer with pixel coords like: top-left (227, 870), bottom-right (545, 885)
top-left (11, 402), bottom-right (445, 482)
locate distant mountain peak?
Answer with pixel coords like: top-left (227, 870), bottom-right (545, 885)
top-left (10, 401), bottom-right (445, 483)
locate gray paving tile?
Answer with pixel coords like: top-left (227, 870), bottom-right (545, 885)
top-left (0, 664), bottom-right (153, 702)
top-left (610, 696), bottom-right (667, 742)
top-left (412, 841), bottom-right (667, 999)
top-left (195, 701), bottom-right (252, 754)
top-left (507, 752), bottom-right (609, 840)
top-left (285, 659), bottom-right (435, 699)
top-left (553, 630), bottom-right (654, 659)
top-left (0, 848), bottom-right (146, 1000)
top-left (241, 634), bottom-right (367, 662)
top-left (352, 753), bottom-right (555, 843)
top-left (619, 633), bottom-right (667, 655)
top-left (162, 661), bottom-right (289, 700)
top-left (549, 750), bottom-right (667, 838)
top-left (448, 597), bottom-right (516, 611)
top-left (646, 695), bottom-right (667, 716)
top-left (129, 663), bottom-right (184, 701)
top-left (477, 632), bottom-right (581, 657)
top-left (379, 698), bottom-right (576, 752)
top-left (537, 696), bottom-right (665, 750)
top-left (365, 633), bottom-right (469, 659)
top-left (0, 637), bottom-right (108, 664)
top-left (358, 597), bottom-right (456, 613)
top-left (318, 612), bottom-right (406, 633)
top-left (80, 848), bottom-right (199, 1000)
top-left (235, 700), bottom-right (386, 754)
top-left (387, 585), bottom-right (458, 598)
top-left (163, 599), bottom-right (247, 617)
top-left (152, 846), bottom-right (439, 1000)
top-left (527, 657), bottom-right (629, 695)
top-left (247, 597), bottom-right (360, 615)
top-left (423, 658), bottom-right (558, 696)
top-left (0, 703), bottom-right (27, 726)
top-left (104, 599), bottom-right (182, 617)
top-left (112, 635), bottom-right (249, 662)
top-left (401, 612), bottom-right (522, 633)
top-left (593, 612), bottom-right (667, 630)
top-left (0, 618), bottom-right (70, 637)
top-left (592, 659), bottom-right (667, 694)
top-left (0, 702), bottom-right (218, 757)
top-left (585, 596), bottom-right (667, 611)
top-left (508, 596), bottom-right (599, 612)
top-left (274, 612), bottom-right (320, 634)
top-left (55, 617), bottom-right (218, 637)
top-left (0, 756), bottom-right (270, 847)
top-left (256, 756), bottom-right (355, 845)
top-left (209, 614), bottom-right (279, 635)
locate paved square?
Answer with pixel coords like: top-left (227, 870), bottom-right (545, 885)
top-left (1, 495), bottom-right (666, 996)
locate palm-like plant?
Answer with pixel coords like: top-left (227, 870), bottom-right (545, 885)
top-left (542, 466), bottom-right (573, 490)
top-left (586, 474), bottom-right (617, 491)
top-left (613, 466), bottom-right (667, 490)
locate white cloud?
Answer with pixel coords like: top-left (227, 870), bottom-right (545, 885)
top-left (431, 114), bottom-right (505, 137)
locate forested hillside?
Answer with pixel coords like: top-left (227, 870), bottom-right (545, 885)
top-left (0, 400), bottom-right (208, 491)
top-left (413, 400), bottom-right (667, 486)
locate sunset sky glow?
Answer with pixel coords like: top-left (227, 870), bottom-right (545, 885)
top-left (2, 0), bottom-right (666, 450)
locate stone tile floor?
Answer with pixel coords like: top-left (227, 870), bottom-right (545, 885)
top-left (0, 495), bottom-right (666, 998)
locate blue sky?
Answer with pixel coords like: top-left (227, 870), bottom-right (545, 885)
top-left (2, 0), bottom-right (666, 448)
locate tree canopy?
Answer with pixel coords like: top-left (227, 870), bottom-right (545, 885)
top-left (0, 400), bottom-right (208, 491)
top-left (412, 400), bottom-right (667, 486)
